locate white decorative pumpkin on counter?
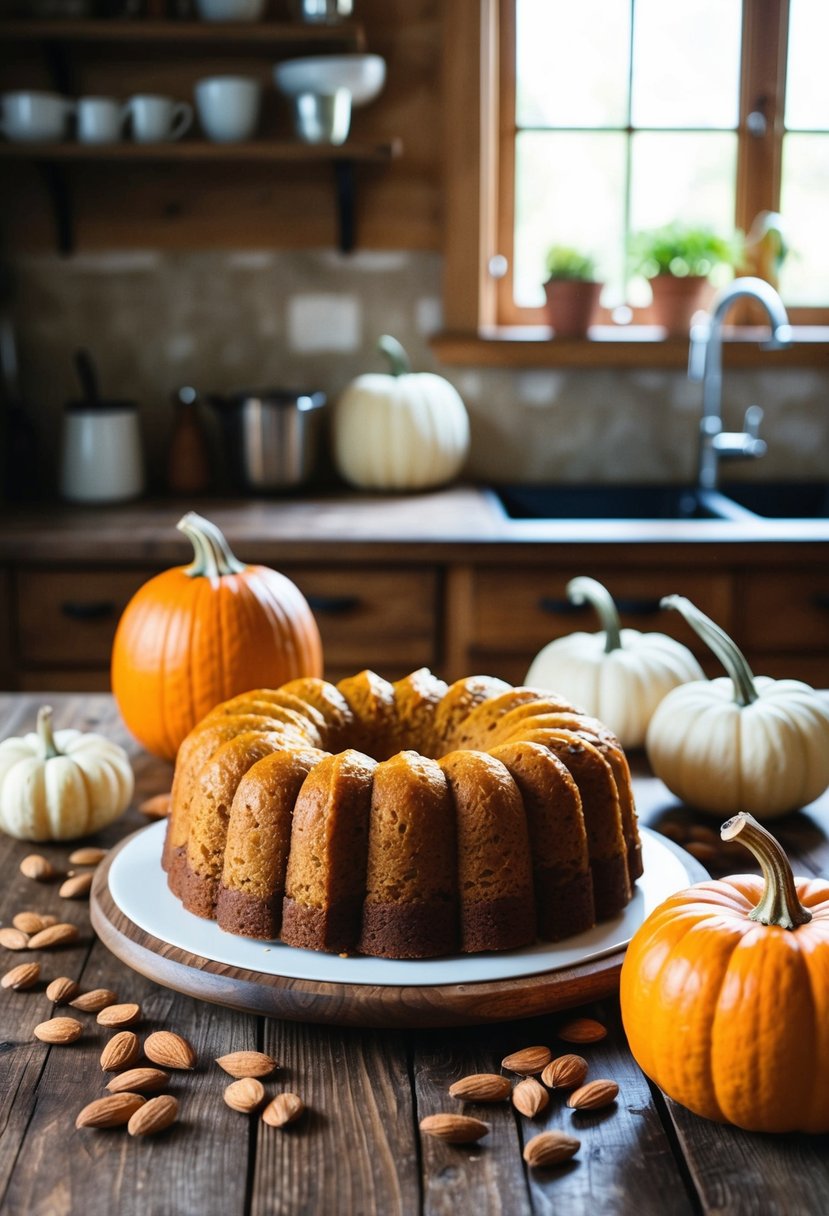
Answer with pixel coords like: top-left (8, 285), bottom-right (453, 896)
top-left (0, 706), bottom-right (134, 841)
top-left (332, 335), bottom-right (470, 490)
top-left (525, 576), bottom-right (704, 748)
top-left (646, 595), bottom-right (829, 818)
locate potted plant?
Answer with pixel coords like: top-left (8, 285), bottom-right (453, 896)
top-left (542, 245), bottom-right (603, 339)
top-left (630, 223), bottom-right (743, 336)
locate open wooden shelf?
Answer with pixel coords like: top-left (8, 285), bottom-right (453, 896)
top-left (0, 139), bottom-right (401, 164)
top-left (0, 19), bottom-right (365, 48)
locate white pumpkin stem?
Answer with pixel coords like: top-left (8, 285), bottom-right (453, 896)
top-left (378, 334), bottom-right (411, 377)
top-left (178, 512), bottom-right (246, 579)
top-left (567, 576), bottom-right (622, 653)
top-left (37, 705), bottom-right (60, 759)
top-left (721, 812), bottom-right (812, 929)
top-left (660, 594), bottom-right (758, 706)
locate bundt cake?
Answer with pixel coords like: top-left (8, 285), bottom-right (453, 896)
top-left (163, 668), bottom-right (642, 959)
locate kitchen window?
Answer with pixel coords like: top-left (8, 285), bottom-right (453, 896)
top-left (439, 0), bottom-right (829, 357)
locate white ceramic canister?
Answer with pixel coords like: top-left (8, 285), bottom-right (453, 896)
top-left (59, 400), bottom-right (145, 503)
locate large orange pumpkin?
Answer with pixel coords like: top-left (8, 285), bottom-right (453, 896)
top-left (620, 812), bottom-right (829, 1133)
top-left (111, 511), bottom-right (323, 760)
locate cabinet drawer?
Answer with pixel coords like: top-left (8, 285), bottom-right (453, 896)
top-left (740, 570), bottom-right (829, 652)
top-left (16, 569), bottom-right (154, 666)
top-left (468, 566), bottom-right (733, 655)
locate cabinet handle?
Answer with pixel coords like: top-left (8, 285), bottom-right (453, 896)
top-left (305, 595), bottom-right (360, 616)
top-left (539, 596), bottom-right (662, 617)
top-left (60, 600), bottom-right (117, 620)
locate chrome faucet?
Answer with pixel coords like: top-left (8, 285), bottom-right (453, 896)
top-left (688, 276), bottom-right (792, 489)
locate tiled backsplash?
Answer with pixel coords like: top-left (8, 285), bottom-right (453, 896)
top-left (8, 249), bottom-right (829, 496)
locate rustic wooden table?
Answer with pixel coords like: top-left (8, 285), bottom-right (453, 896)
top-left (1, 694), bottom-right (828, 1216)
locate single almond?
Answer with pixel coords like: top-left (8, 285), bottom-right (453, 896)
top-left (33, 1016), bottom-right (82, 1044)
top-left (1, 961), bottom-right (40, 990)
top-left (567, 1079), bottom-right (619, 1111)
top-left (139, 793), bottom-right (171, 819)
top-left (96, 1002), bottom-right (141, 1028)
top-left (128, 1094), bottom-right (178, 1137)
top-left (40, 915), bottom-right (59, 928)
top-left (0, 927), bottom-right (30, 951)
top-left (215, 1050), bottom-right (277, 1079)
top-left (46, 976), bottom-right (81, 1004)
top-left (27, 923), bottom-right (80, 950)
top-left (106, 1067), bottom-right (170, 1094)
top-left (75, 1092), bottom-right (146, 1129)
top-left (512, 1078), bottom-right (550, 1118)
top-left (558, 1017), bottom-right (607, 1044)
top-left (12, 911), bottom-right (48, 934)
top-left (19, 854), bottom-right (56, 881)
top-left (523, 1130), bottom-right (581, 1168)
top-left (419, 1113), bottom-right (490, 1144)
top-left (541, 1054), bottom-right (589, 1090)
top-left (501, 1045), bottom-right (552, 1075)
top-left (262, 1092), bottom-right (305, 1127)
top-left (59, 873), bottom-right (94, 900)
top-left (224, 1077), bottom-right (266, 1113)
top-left (68, 847), bottom-right (107, 866)
top-left (70, 988), bottom-right (119, 1013)
top-left (100, 1030), bottom-right (141, 1072)
top-left (448, 1073), bottom-right (511, 1102)
top-left (144, 1030), bottom-right (196, 1070)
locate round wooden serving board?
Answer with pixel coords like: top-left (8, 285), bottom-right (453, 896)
top-left (91, 827), bottom-right (706, 1029)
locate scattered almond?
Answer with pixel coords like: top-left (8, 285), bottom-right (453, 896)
top-left (59, 873), bottom-right (94, 900)
top-left (224, 1077), bottom-right (266, 1113)
top-left (448, 1073), bottom-right (511, 1103)
top-left (1, 961), bottom-right (40, 990)
top-left (523, 1130), bottom-right (581, 1168)
top-left (139, 793), bottom-right (171, 819)
top-left (27, 923), bottom-right (80, 950)
top-left (68, 847), bottom-right (107, 866)
top-left (46, 976), bottom-right (81, 1004)
top-left (100, 1030), bottom-right (141, 1072)
top-left (106, 1067), bottom-right (170, 1094)
top-left (558, 1017), bottom-right (607, 1044)
top-left (500, 1045), bottom-right (552, 1075)
top-left (262, 1092), bottom-right (305, 1128)
top-left (128, 1094), bottom-right (178, 1137)
top-left (0, 927), bottom-right (30, 951)
top-left (144, 1030), bottom-right (196, 1070)
top-left (512, 1078), bottom-right (549, 1117)
top-left (541, 1054), bottom-right (589, 1090)
top-left (33, 1016), bottom-right (82, 1044)
top-left (215, 1050), bottom-right (277, 1079)
top-left (567, 1079), bottom-right (619, 1111)
top-left (419, 1113), bottom-right (490, 1144)
top-left (75, 1092), bottom-right (146, 1129)
top-left (70, 988), bottom-right (119, 1013)
top-left (19, 854), bottom-right (56, 881)
top-left (12, 912), bottom-right (48, 935)
top-left (96, 1002), bottom-right (141, 1028)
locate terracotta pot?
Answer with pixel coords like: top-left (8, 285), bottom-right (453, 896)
top-left (647, 275), bottom-right (712, 337)
top-left (543, 279), bottom-right (602, 339)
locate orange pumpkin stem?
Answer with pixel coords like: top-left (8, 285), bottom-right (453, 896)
top-left (36, 705), bottom-right (60, 759)
top-left (721, 812), bottom-right (812, 929)
top-left (177, 512), bottom-right (246, 579)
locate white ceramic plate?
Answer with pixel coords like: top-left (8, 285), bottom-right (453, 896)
top-left (109, 823), bottom-right (692, 989)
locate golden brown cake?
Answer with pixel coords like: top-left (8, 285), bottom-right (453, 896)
top-left (163, 667), bottom-right (641, 958)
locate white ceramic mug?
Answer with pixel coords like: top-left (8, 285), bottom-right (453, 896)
top-left (59, 402), bottom-right (145, 504)
top-left (76, 96), bottom-right (127, 144)
top-left (125, 95), bottom-right (193, 143)
top-left (195, 0), bottom-right (266, 21)
top-left (0, 91), bottom-right (74, 143)
top-left (195, 76), bottom-right (262, 143)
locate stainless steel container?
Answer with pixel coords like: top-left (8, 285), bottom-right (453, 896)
top-left (211, 388), bottom-right (326, 492)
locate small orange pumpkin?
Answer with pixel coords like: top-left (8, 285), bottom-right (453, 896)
top-left (111, 512), bottom-right (322, 760)
top-left (620, 812), bottom-right (829, 1133)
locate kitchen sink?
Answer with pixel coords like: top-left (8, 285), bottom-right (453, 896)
top-left (719, 481), bottom-right (829, 519)
top-left (490, 484), bottom-right (758, 522)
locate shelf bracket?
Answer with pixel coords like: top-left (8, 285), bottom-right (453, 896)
top-left (333, 158), bottom-right (355, 254)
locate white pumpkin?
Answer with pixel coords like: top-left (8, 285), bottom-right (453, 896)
top-left (525, 576), bottom-right (704, 748)
top-left (0, 706), bottom-right (134, 841)
top-left (646, 595), bottom-right (829, 818)
top-left (333, 335), bottom-right (470, 490)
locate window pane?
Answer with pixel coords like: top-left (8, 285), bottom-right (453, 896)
top-left (516, 0), bottom-right (630, 128)
top-left (630, 132), bottom-right (737, 232)
top-left (513, 131), bottom-right (626, 306)
top-left (631, 0), bottom-right (741, 128)
top-left (779, 135), bottom-right (829, 303)
top-left (786, 0), bottom-right (829, 129)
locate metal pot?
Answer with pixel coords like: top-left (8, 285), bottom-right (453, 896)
top-left (209, 388), bottom-right (326, 492)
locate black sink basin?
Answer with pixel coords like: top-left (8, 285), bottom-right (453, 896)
top-left (720, 481), bottom-right (829, 519)
top-left (491, 484), bottom-right (747, 522)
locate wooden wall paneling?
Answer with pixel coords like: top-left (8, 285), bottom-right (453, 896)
top-left (0, 569), bottom-right (13, 690)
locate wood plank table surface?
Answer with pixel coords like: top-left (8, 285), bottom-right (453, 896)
top-left (1, 693), bottom-right (828, 1216)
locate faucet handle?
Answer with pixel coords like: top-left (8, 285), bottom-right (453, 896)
top-left (688, 321), bottom-right (709, 381)
top-left (744, 404), bottom-right (763, 438)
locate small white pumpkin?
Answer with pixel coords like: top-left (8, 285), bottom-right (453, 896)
top-left (646, 595), bottom-right (829, 818)
top-left (525, 576), bottom-right (704, 748)
top-left (0, 706), bottom-right (134, 841)
top-left (333, 335), bottom-right (470, 490)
